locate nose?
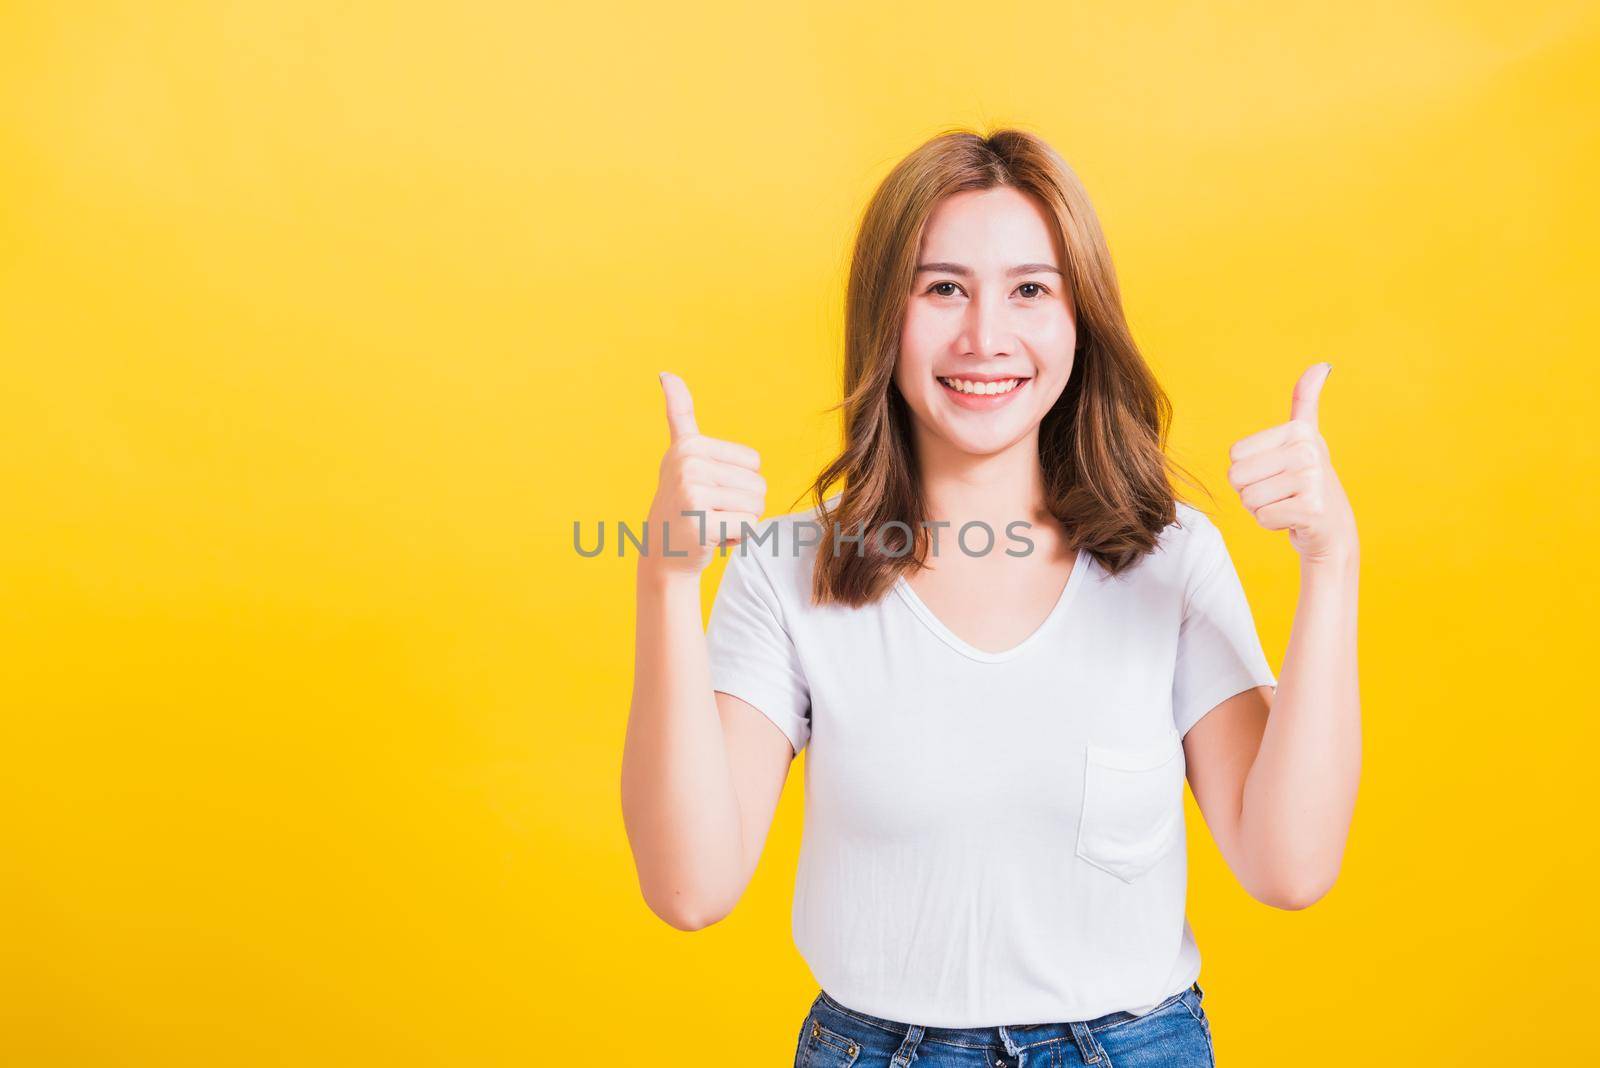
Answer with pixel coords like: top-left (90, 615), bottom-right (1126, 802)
top-left (958, 287), bottom-right (1017, 361)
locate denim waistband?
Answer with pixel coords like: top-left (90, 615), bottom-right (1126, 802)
top-left (813, 981), bottom-right (1204, 1058)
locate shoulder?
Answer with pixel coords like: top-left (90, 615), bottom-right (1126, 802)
top-left (712, 497), bottom-right (835, 613)
top-left (1168, 500), bottom-right (1224, 555)
top-left (1163, 501), bottom-right (1241, 601)
top-left (1111, 500), bottom-right (1225, 592)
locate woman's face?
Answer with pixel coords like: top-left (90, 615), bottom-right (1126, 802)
top-left (894, 186), bottom-right (1076, 459)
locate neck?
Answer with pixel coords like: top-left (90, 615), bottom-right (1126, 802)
top-left (914, 425), bottom-right (1054, 538)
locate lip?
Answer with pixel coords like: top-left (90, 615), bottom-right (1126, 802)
top-left (936, 374), bottom-right (1031, 410)
top-left (937, 371), bottom-right (1027, 382)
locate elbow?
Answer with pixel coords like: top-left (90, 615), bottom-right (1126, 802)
top-left (1253, 869), bottom-right (1340, 912)
top-left (665, 909), bottom-right (728, 932)
top-left (650, 895), bottom-right (733, 932)
top-left (621, 797), bottom-right (741, 932)
top-left (1258, 885), bottom-right (1324, 912)
top-left (641, 881), bottom-right (739, 932)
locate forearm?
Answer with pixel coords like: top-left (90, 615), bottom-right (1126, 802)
top-left (1238, 550), bottom-right (1362, 906)
top-left (619, 563), bottom-right (745, 929)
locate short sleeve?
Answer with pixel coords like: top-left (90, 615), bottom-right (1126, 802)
top-left (1172, 523), bottom-right (1278, 737)
top-left (704, 546), bottom-right (812, 755)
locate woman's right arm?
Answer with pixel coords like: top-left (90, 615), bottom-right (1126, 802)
top-left (619, 373), bottom-right (793, 931)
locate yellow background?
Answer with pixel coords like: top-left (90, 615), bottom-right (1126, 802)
top-left (4, 2), bottom-right (1597, 1063)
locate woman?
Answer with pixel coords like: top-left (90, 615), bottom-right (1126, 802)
top-left (620, 128), bottom-right (1361, 1067)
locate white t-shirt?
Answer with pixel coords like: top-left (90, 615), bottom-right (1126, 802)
top-left (704, 497), bottom-right (1278, 1028)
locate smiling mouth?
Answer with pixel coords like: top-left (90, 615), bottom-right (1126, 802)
top-left (937, 375), bottom-right (1030, 396)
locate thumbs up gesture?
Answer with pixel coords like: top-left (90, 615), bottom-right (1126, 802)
top-left (643, 372), bottom-right (767, 578)
top-left (1226, 362), bottom-right (1358, 563)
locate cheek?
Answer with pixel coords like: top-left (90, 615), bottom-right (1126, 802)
top-left (1027, 310), bottom-right (1075, 349)
top-left (897, 317), bottom-right (940, 378)
top-left (900, 310), bottom-right (941, 357)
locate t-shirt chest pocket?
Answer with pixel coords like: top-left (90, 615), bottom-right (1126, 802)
top-left (1074, 728), bottom-right (1186, 883)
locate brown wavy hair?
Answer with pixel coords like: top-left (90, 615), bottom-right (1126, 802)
top-left (792, 126), bottom-right (1211, 608)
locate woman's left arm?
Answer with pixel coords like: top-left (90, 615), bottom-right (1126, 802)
top-left (1184, 361), bottom-right (1361, 910)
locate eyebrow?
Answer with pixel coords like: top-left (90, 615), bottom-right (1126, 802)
top-left (914, 262), bottom-right (1062, 277)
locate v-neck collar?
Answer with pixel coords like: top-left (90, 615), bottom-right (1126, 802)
top-left (892, 551), bottom-right (1093, 664)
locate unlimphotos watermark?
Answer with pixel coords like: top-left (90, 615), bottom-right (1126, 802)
top-left (573, 514), bottom-right (1039, 559)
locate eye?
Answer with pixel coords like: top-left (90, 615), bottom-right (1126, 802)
top-left (924, 281), bottom-right (1052, 300)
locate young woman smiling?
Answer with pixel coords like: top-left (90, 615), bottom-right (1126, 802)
top-left (621, 128), bottom-right (1361, 1068)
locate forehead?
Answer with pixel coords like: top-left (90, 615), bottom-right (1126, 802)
top-left (918, 186), bottom-right (1062, 263)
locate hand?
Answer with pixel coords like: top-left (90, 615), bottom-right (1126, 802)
top-left (1226, 362), bottom-right (1358, 564)
top-left (643, 372), bottom-right (767, 578)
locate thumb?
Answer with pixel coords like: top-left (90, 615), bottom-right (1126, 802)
top-left (659, 371), bottom-right (699, 442)
top-left (1290, 361), bottom-right (1332, 428)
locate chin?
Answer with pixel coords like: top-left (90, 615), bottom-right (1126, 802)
top-left (939, 424), bottom-right (1032, 457)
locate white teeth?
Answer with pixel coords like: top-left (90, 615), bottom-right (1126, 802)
top-left (939, 377), bottom-right (1024, 396)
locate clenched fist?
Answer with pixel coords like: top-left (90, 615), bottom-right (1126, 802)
top-left (642, 372), bottom-right (767, 578)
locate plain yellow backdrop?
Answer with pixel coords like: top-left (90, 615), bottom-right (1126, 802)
top-left (3, 2), bottom-right (1597, 1064)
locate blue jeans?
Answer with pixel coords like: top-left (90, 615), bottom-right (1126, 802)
top-left (793, 982), bottom-right (1214, 1067)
